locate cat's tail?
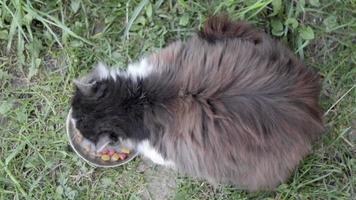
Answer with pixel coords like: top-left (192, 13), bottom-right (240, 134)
top-left (199, 15), bottom-right (263, 44)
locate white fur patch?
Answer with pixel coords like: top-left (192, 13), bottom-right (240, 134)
top-left (137, 140), bottom-right (175, 167)
top-left (98, 58), bottom-right (153, 81)
top-left (127, 59), bottom-right (153, 78)
top-left (120, 138), bottom-right (136, 150)
top-left (95, 62), bottom-right (110, 79)
top-left (109, 68), bottom-right (120, 81)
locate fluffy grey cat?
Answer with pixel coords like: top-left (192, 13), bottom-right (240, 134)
top-left (69, 16), bottom-right (324, 191)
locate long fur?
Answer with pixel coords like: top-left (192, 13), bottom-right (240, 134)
top-left (70, 16), bottom-right (324, 191)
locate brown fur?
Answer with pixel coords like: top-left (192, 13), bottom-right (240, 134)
top-left (142, 16), bottom-right (324, 191)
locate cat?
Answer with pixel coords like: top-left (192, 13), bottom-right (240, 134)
top-left (69, 16), bottom-right (324, 191)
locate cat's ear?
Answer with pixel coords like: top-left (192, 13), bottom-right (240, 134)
top-left (73, 79), bottom-right (96, 96)
top-left (73, 62), bottom-right (109, 96)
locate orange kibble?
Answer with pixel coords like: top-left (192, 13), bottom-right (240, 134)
top-left (121, 147), bottom-right (130, 154)
top-left (111, 153), bottom-right (120, 161)
top-left (101, 149), bottom-right (109, 155)
top-left (118, 153), bottom-right (127, 160)
top-left (101, 154), bottom-right (110, 161)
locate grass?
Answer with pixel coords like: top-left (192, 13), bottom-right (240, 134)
top-left (0, 0), bottom-right (355, 199)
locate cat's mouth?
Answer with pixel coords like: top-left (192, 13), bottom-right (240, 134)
top-left (95, 134), bottom-right (112, 152)
top-left (66, 108), bottom-right (139, 168)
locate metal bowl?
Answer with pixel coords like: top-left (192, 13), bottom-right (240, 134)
top-left (66, 109), bottom-right (138, 168)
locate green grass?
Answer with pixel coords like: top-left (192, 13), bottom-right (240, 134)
top-left (0, 0), bottom-right (355, 199)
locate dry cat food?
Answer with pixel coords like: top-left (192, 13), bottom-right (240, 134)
top-left (99, 147), bottom-right (130, 162)
top-left (72, 129), bottom-right (132, 162)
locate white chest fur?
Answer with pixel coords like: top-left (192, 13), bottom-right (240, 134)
top-left (127, 59), bottom-right (153, 78)
top-left (137, 140), bottom-right (175, 167)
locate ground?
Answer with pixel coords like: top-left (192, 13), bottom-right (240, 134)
top-left (0, 0), bottom-right (355, 199)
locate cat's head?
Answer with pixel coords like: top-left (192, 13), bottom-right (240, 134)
top-left (70, 63), bottom-right (147, 147)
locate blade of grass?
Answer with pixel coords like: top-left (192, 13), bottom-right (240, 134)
top-left (35, 9), bottom-right (93, 45)
top-left (23, 3), bottom-right (93, 46)
top-left (123, 0), bottom-right (149, 40)
top-left (17, 25), bottom-right (25, 70)
top-left (246, 0), bottom-right (273, 20)
top-left (295, 38), bottom-right (309, 59)
top-left (324, 84), bottom-right (356, 116)
top-left (237, 0), bottom-right (273, 19)
top-left (1, 0), bottom-right (29, 52)
top-left (0, 160), bottom-right (28, 198)
top-left (325, 127), bottom-right (352, 148)
top-left (296, 172), bottom-right (334, 189)
top-left (5, 141), bottom-right (26, 165)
